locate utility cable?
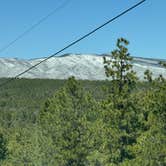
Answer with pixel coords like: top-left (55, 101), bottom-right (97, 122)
top-left (0, 0), bottom-right (71, 54)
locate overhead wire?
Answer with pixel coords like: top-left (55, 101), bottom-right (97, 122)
top-left (0, 0), bottom-right (146, 88)
top-left (0, 0), bottom-right (72, 54)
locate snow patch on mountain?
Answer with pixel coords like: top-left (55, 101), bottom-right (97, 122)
top-left (0, 54), bottom-right (165, 80)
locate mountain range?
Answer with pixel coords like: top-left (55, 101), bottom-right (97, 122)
top-left (0, 54), bottom-right (166, 80)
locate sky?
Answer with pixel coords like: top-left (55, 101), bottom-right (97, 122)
top-left (0, 0), bottom-right (165, 60)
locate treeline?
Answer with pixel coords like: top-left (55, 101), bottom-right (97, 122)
top-left (0, 38), bottom-right (165, 165)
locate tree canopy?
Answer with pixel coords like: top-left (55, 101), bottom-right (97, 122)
top-left (0, 38), bottom-right (165, 165)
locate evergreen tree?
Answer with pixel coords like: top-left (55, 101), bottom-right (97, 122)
top-left (39, 77), bottom-right (101, 165)
top-left (144, 69), bottom-right (153, 82)
top-left (103, 38), bottom-right (137, 93)
top-left (156, 74), bottom-right (165, 82)
top-left (159, 61), bottom-right (166, 68)
top-left (0, 133), bottom-right (8, 162)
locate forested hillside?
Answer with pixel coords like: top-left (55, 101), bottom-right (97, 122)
top-left (0, 38), bottom-right (165, 165)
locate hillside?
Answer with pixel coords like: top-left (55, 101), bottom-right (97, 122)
top-left (0, 54), bottom-right (166, 80)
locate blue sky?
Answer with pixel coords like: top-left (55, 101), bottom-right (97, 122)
top-left (0, 0), bottom-right (165, 59)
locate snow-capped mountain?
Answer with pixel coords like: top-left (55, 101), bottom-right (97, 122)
top-left (0, 54), bottom-right (166, 80)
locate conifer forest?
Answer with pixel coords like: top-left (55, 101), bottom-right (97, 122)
top-left (0, 38), bottom-right (165, 165)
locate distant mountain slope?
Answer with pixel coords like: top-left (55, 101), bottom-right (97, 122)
top-left (0, 54), bottom-right (166, 80)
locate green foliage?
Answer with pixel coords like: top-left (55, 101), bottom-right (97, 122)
top-left (0, 39), bottom-right (165, 165)
top-left (121, 85), bottom-right (166, 166)
top-left (144, 69), bottom-right (153, 82)
top-left (0, 133), bottom-right (8, 162)
top-left (3, 126), bottom-right (42, 166)
top-left (103, 38), bottom-right (137, 93)
top-left (0, 77), bottom-right (165, 165)
top-left (39, 77), bottom-right (103, 165)
top-left (159, 61), bottom-right (166, 68)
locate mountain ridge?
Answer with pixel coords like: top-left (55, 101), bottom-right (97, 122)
top-left (0, 54), bottom-right (166, 80)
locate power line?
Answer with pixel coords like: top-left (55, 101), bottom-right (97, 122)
top-left (0, 0), bottom-right (71, 54)
top-left (0, 0), bottom-right (146, 88)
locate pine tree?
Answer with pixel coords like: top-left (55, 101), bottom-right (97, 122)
top-left (0, 133), bottom-right (8, 162)
top-left (159, 61), bottom-right (166, 68)
top-left (103, 38), bottom-right (137, 94)
top-left (144, 69), bottom-right (153, 82)
top-left (39, 77), bottom-right (101, 165)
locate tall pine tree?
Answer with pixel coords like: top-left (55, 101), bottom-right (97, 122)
top-left (103, 38), bottom-right (137, 94)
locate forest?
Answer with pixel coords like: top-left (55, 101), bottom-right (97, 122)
top-left (0, 38), bottom-right (165, 166)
